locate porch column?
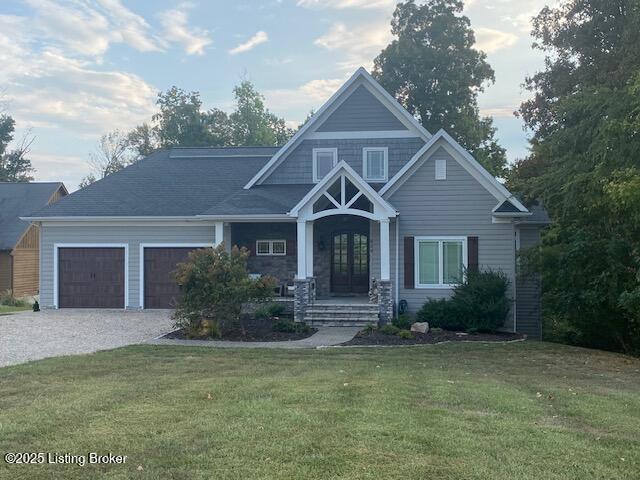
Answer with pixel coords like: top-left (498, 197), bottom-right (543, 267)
top-left (305, 221), bottom-right (314, 277)
top-left (214, 222), bottom-right (224, 247)
top-left (296, 220), bottom-right (306, 279)
top-left (379, 218), bottom-right (390, 281)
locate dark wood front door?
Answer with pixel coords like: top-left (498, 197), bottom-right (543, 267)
top-left (58, 247), bottom-right (125, 308)
top-left (144, 247), bottom-right (197, 309)
top-left (331, 230), bottom-right (369, 294)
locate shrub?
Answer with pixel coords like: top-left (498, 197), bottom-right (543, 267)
top-left (254, 302), bottom-right (286, 320)
top-left (392, 313), bottom-right (413, 330)
top-left (362, 323), bottom-right (377, 335)
top-left (272, 319), bottom-right (311, 334)
top-left (0, 290), bottom-right (28, 307)
top-left (172, 245), bottom-right (276, 338)
top-left (397, 329), bottom-right (412, 339)
top-left (380, 324), bottom-right (400, 336)
top-left (416, 269), bottom-right (511, 333)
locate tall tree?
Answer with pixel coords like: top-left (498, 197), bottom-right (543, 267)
top-left (0, 112), bottom-right (34, 182)
top-left (79, 130), bottom-right (133, 188)
top-left (511, 0), bottom-right (640, 354)
top-left (373, 0), bottom-right (506, 176)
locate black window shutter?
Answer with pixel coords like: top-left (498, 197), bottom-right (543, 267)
top-left (404, 236), bottom-right (414, 289)
top-left (468, 236), bottom-right (479, 273)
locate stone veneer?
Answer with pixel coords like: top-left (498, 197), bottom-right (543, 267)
top-left (294, 277), bottom-right (315, 322)
top-left (377, 280), bottom-right (393, 325)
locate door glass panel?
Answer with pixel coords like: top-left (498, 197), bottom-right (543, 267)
top-left (353, 233), bottom-right (368, 275)
top-left (333, 234), bottom-right (348, 274)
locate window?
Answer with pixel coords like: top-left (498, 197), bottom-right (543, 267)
top-left (313, 148), bottom-right (337, 182)
top-left (363, 147), bottom-right (388, 182)
top-left (435, 158), bottom-right (446, 180)
top-left (415, 237), bottom-right (466, 287)
top-left (256, 240), bottom-right (286, 256)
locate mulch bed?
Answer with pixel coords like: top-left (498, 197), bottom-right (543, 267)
top-left (342, 329), bottom-right (524, 346)
top-left (163, 316), bottom-right (317, 342)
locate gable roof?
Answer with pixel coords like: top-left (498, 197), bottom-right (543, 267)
top-left (243, 67), bottom-right (431, 189)
top-left (26, 150), bottom-right (272, 219)
top-left (0, 182), bottom-right (66, 249)
top-left (379, 129), bottom-right (529, 214)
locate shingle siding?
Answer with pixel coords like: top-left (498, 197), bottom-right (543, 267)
top-left (386, 147), bottom-right (516, 331)
top-left (264, 138), bottom-right (425, 185)
top-left (316, 85), bottom-right (408, 132)
top-left (39, 224), bottom-right (216, 309)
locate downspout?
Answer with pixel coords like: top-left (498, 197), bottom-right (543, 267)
top-left (395, 216), bottom-right (400, 316)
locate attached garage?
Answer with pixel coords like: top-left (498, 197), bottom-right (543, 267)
top-left (142, 246), bottom-right (206, 309)
top-left (57, 246), bottom-right (126, 308)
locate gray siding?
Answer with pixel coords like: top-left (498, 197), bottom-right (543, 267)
top-left (316, 85), bottom-right (407, 132)
top-left (40, 224), bottom-right (216, 309)
top-left (387, 147), bottom-right (517, 330)
top-left (264, 138), bottom-right (425, 185)
top-left (516, 226), bottom-right (543, 339)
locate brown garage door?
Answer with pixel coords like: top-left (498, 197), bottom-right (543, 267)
top-left (58, 247), bottom-right (125, 308)
top-left (144, 247), bottom-right (198, 309)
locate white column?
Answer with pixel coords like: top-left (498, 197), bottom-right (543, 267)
top-left (305, 221), bottom-right (314, 277)
top-left (380, 218), bottom-right (390, 281)
top-left (296, 220), bottom-right (306, 279)
top-left (214, 222), bottom-right (224, 247)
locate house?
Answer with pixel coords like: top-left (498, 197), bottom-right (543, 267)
top-left (0, 182), bottom-right (67, 297)
top-left (23, 68), bottom-right (548, 337)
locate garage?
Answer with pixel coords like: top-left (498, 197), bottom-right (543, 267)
top-left (143, 247), bottom-right (199, 309)
top-left (58, 247), bottom-right (125, 308)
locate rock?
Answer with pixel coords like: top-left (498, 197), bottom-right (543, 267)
top-left (410, 322), bottom-right (429, 334)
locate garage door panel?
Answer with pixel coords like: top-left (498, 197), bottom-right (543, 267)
top-left (144, 247), bottom-right (197, 309)
top-left (58, 248), bottom-right (125, 308)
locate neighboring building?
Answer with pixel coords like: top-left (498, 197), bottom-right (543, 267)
top-left (24, 68), bottom-right (548, 337)
top-left (0, 182), bottom-right (67, 297)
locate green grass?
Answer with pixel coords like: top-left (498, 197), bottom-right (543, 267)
top-left (0, 304), bottom-right (31, 315)
top-left (1, 342), bottom-right (639, 479)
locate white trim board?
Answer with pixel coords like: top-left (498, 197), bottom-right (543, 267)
top-left (53, 243), bottom-right (129, 309)
top-left (243, 67), bottom-right (431, 189)
top-left (138, 243), bottom-right (214, 309)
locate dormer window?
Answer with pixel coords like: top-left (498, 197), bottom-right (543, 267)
top-left (313, 148), bottom-right (338, 182)
top-left (363, 147), bottom-right (388, 182)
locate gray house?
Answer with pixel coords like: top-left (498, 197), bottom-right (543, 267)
top-left (24, 68), bottom-right (547, 337)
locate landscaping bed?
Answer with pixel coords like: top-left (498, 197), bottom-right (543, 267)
top-left (163, 316), bottom-right (317, 342)
top-left (343, 328), bottom-right (524, 346)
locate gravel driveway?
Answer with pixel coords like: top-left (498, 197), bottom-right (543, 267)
top-left (0, 309), bottom-right (174, 367)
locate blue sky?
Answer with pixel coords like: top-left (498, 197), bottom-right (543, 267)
top-left (0, 0), bottom-right (553, 190)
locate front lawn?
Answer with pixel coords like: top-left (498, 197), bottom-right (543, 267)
top-left (1, 342), bottom-right (639, 479)
top-left (0, 304), bottom-right (31, 315)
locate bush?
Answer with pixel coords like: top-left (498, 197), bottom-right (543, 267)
top-left (362, 323), bottom-right (377, 335)
top-left (416, 269), bottom-right (511, 333)
top-left (272, 319), bottom-right (310, 334)
top-left (397, 329), bottom-right (412, 339)
top-left (392, 313), bottom-right (413, 330)
top-left (0, 290), bottom-right (28, 307)
top-left (172, 245), bottom-right (276, 338)
top-left (380, 324), bottom-right (400, 336)
top-left (254, 302), bottom-right (286, 320)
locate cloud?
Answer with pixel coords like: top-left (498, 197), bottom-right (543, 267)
top-left (228, 31), bottom-right (269, 55)
top-left (474, 27), bottom-right (518, 53)
top-left (158, 4), bottom-right (212, 56)
top-left (314, 22), bottom-right (392, 71)
top-left (265, 78), bottom-right (345, 112)
top-left (297, 0), bottom-right (395, 9)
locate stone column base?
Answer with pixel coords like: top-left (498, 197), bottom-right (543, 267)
top-left (377, 280), bottom-right (393, 325)
top-left (294, 277), bottom-right (315, 323)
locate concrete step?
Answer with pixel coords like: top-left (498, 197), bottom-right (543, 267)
top-left (306, 309), bottom-right (378, 315)
top-left (309, 304), bottom-right (378, 310)
top-left (308, 320), bottom-right (374, 327)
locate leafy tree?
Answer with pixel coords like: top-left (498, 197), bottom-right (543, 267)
top-left (127, 123), bottom-right (156, 159)
top-left (173, 245), bottom-right (276, 338)
top-left (511, 0), bottom-right (640, 354)
top-left (79, 130), bottom-right (134, 188)
top-left (373, 0), bottom-right (506, 176)
top-left (0, 113), bottom-right (34, 182)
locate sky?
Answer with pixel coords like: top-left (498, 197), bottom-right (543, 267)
top-left (0, 0), bottom-right (554, 190)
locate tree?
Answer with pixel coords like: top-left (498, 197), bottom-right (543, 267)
top-left (373, 0), bottom-right (506, 176)
top-left (0, 112), bottom-right (34, 182)
top-left (127, 123), bottom-right (156, 159)
top-left (79, 130), bottom-right (134, 188)
top-left (511, 0), bottom-right (640, 354)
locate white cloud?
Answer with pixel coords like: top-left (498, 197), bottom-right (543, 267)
top-left (158, 4), bottom-right (212, 56)
top-left (475, 27), bottom-right (518, 53)
top-left (265, 78), bottom-right (344, 112)
top-left (314, 22), bottom-right (392, 71)
top-left (297, 0), bottom-right (395, 9)
top-left (228, 31), bottom-right (269, 55)
top-left (95, 0), bottom-right (161, 52)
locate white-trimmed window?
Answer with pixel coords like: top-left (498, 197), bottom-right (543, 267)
top-left (313, 148), bottom-right (338, 182)
top-left (415, 237), bottom-right (467, 288)
top-left (363, 147), bottom-right (388, 182)
top-left (256, 240), bottom-right (287, 256)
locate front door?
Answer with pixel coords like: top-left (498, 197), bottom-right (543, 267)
top-left (331, 230), bottom-right (369, 294)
